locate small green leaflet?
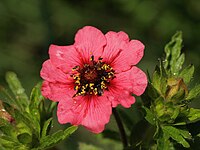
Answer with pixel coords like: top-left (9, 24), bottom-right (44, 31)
top-left (156, 132), bottom-right (175, 150)
top-left (5, 72), bottom-right (29, 110)
top-left (41, 118), bottom-right (53, 139)
top-left (143, 106), bottom-right (156, 126)
top-left (187, 108), bottom-right (200, 122)
top-left (186, 84), bottom-right (200, 100)
top-left (164, 31), bottom-right (183, 75)
top-left (36, 126), bottom-right (78, 150)
top-left (162, 126), bottom-right (191, 148)
top-left (179, 65), bottom-right (194, 84)
top-left (0, 86), bottom-right (16, 107)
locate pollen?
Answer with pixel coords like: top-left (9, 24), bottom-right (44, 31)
top-left (71, 55), bottom-right (115, 97)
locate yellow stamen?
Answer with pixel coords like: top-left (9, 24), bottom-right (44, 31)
top-left (72, 55), bottom-right (115, 97)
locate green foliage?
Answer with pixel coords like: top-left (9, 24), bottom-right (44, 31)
top-left (0, 72), bottom-right (78, 150)
top-left (162, 126), bottom-right (191, 148)
top-left (139, 32), bottom-right (200, 149)
top-left (41, 118), bottom-right (53, 139)
top-left (164, 31), bottom-right (183, 76)
top-left (143, 106), bottom-right (156, 126)
top-left (5, 72), bottom-right (29, 110)
top-left (179, 65), bottom-right (194, 84)
top-left (186, 84), bottom-right (200, 100)
top-left (0, 86), bottom-right (17, 107)
top-left (187, 108), bottom-right (200, 122)
top-left (156, 131), bottom-right (175, 150)
top-left (37, 126), bottom-right (78, 150)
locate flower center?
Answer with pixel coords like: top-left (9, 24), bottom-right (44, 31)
top-left (71, 56), bottom-right (115, 97)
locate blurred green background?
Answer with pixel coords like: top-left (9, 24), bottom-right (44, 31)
top-left (0, 0), bottom-right (200, 149)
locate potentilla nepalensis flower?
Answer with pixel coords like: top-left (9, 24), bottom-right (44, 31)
top-left (40, 26), bottom-right (147, 133)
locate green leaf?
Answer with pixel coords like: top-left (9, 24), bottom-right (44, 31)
top-left (38, 126), bottom-right (78, 150)
top-left (179, 65), bottom-right (194, 84)
top-left (0, 144), bottom-right (7, 150)
top-left (143, 106), bottom-right (156, 125)
top-left (164, 31), bottom-right (183, 75)
top-left (197, 133), bottom-right (200, 137)
top-left (187, 108), bottom-right (200, 122)
top-left (186, 84), bottom-right (200, 100)
top-left (29, 83), bottom-right (44, 122)
top-left (178, 129), bottom-right (192, 140)
top-left (0, 118), bottom-right (16, 136)
top-left (162, 126), bottom-right (191, 148)
top-left (5, 72), bottom-right (29, 110)
top-left (0, 118), bottom-right (11, 127)
top-left (159, 62), bottom-right (168, 95)
top-left (0, 86), bottom-right (16, 107)
top-left (30, 83), bottom-right (43, 102)
top-left (152, 65), bottom-right (167, 96)
top-left (14, 109), bottom-right (39, 137)
top-left (157, 132), bottom-right (175, 150)
top-left (152, 66), bottom-right (161, 90)
top-left (0, 135), bottom-right (21, 149)
top-left (174, 53), bottom-right (185, 75)
top-left (17, 133), bottom-right (32, 144)
top-left (173, 122), bottom-right (186, 126)
top-left (146, 83), bottom-right (160, 102)
top-left (46, 101), bottom-right (57, 116)
top-left (170, 107), bottom-right (180, 121)
top-left (41, 118), bottom-right (53, 139)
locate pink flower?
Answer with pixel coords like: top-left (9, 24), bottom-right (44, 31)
top-left (40, 26), bottom-right (147, 133)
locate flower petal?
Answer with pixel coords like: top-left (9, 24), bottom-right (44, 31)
top-left (115, 66), bottom-right (147, 96)
top-left (102, 31), bottom-right (145, 73)
top-left (81, 96), bottom-right (112, 133)
top-left (128, 66), bottom-right (147, 96)
top-left (74, 26), bottom-right (106, 63)
top-left (101, 31), bottom-right (128, 65)
top-left (128, 40), bottom-right (145, 65)
top-left (106, 88), bottom-right (136, 108)
top-left (107, 66), bottom-right (147, 107)
top-left (41, 26), bottom-right (147, 134)
top-left (40, 60), bottom-right (69, 83)
top-left (111, 40), bottom-right (144, 73)
top-left (41, 81), bottom-right (74, 102)
top-left (57, 96), bottom-right (86, 124)
top-left (49, 44), bottom-right (82, 73)
top-left (57, 95), bottom-right (112, 133)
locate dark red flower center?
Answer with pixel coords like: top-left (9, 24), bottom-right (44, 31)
top-left (71, 56), bottom-right (115, 97)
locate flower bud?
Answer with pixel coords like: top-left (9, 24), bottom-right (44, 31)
top-left (165, 78), bottom-right (188, 103)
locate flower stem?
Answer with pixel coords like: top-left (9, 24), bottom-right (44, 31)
top-left (112, 108), bottom-right (128, 148)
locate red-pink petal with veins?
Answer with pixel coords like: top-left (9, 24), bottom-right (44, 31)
top-left (74, 26), bottom-right (106, 63)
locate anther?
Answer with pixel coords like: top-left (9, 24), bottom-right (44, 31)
top-left (90, 55), bottom-right (94, 61)
top-left (72, 55), bottom-right (115, 97)
top-left (72, 66), bottom-right (79, 71)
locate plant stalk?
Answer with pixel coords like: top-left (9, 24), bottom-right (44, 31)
top-left (112, 108), bottom-right (128, 148)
